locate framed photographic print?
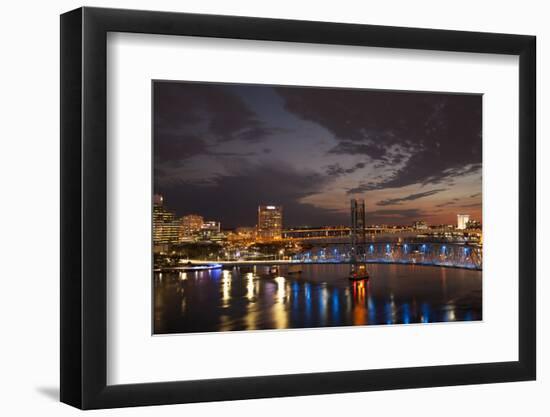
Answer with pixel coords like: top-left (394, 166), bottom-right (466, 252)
top-left (60, 6), bottom-right (536, 409)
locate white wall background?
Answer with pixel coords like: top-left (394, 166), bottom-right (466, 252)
top-left (0, 0), bottom-right (546, 415)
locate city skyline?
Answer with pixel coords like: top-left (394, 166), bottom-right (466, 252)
top-left (154, 81), bottom-right (482, 228)
top-left (154, 194), bottom-right (479, 236)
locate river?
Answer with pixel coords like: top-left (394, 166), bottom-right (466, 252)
top-left (154, 263), bottom-right (482, 334)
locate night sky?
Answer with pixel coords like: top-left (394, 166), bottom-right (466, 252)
top-left (154, 81), bottom-right (482, 229)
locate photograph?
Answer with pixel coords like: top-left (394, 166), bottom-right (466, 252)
top-left (152, 81), bottom-right (483, 334)
top-left (51, 3), bottom-right (540, 411)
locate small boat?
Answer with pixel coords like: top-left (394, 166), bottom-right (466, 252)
top-left (287, 265), bottom-right (303, 275)
top-left (349, 263), bottom-right (370, 281)
top-left (269, 265), bottom-right (280, 275)
top-left (170, 262), bottom-right (223, 271)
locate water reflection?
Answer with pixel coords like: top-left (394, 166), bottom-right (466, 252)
top-left (221, 270), bottom-right (231, 306)
top-left (246, 272), bottom-right (255, 301)
top-left (154, 263), bottom-right (482, 334)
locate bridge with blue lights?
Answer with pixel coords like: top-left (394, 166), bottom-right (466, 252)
top-left (180, 241), bottom-right (482, 270)
top-left (289, 241), bottom-right (482, 270)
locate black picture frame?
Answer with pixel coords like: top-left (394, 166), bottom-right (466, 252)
top-left (60, 6), bottom-right (536, 410)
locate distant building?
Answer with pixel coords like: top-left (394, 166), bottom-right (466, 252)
top-left (466, 219), bottom-right (482, 230)
top-left (413, 220), bottom-right (428, 230)
top-left (152, 195), bottom-right (179, 245)
top-left (179, 214), bottom-right (204, 240)
top-left (257, 205), bottom-right (283, 240)
top-left (236, 226), bottom-right (256, 239)
top-left (350, 199), bottom-right (366, 260)
top-left (457, 214), bottom-right (470, 230)
top-left (153, 194), bottom-right (164, 206)
top-left (199, 221), bottom-right (222, 240)
top-left (201, 221), bottom-right (221, 233)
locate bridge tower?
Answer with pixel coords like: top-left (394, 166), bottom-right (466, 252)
top-left (350, 199), bottom-right (366, 262)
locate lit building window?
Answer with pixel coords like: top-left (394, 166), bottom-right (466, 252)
top-left (257, 205), bottom-right (283, 240)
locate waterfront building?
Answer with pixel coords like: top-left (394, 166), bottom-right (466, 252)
top-left (257, 205), bottom-right (283, 240)
top-left (413, 220), bottom-right (428, 230)
top-left (153, 195), bottom-right (179, 245)
top-left (179, 214), bottom-right (204, 240)
top-left (457, 214), bottom-right (470, 230)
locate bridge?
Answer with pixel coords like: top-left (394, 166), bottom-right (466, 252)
top-left (288, 241), bottom-right (482, 270)
top-left (174, 241), bottom-right (481, 270)
top-left (282, 226), bottom-right (406, 240)
top-left (281, 226), bottom-right (481, 245)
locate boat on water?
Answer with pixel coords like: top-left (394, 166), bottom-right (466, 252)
top-left (349, 263), bottom-right (370, 281)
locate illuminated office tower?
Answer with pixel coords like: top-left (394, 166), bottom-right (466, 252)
top-left (350, 199), bottom-right (366, 260)
top-left (179, 214), bottom-right (204, 240)
top-left (257, 205), bottom-right (283, 240)
top-left (152, 195), bottom-right (179, 245)
top-left (457, 214), bottom-right (470, 230)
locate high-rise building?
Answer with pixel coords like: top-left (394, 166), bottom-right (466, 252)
top-left (179, 214), bottom-right (204, 240)
top-left (257, 205), bottom-right (283, 240)
top-left (457, 214), bottom-right (470, 230)
top-left (152, 195), bottom-right (179, 245)
top-left (350, 199), bottom-right (366, 260)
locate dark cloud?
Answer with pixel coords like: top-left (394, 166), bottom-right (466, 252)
top-left (349, 163), bottom-right (481, 193)
top-left (208, 151), bottom-right (256, 157)
top-left (376, 189), bottom-right (446, 206)
top-left (154, 81), bottom-right (278, 165)
top-left (276, 87), bottom-right (481, 191)
top-left (435, 194), bottom-right (482, 209)
top-left (367, 208), bottom-right (431, 224)
top-left (326, 161), bottom-right (366, 176)
top-left (154, 134), bottom-right (208, 163)
top-left (458, 202), bottom-right (482, 208)
top-left (329, 142), bottom-right (389, 161)
top-left (156, 161), bottom-right (345, 228)
top-left (436, 201), bottom-right (456, 208)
